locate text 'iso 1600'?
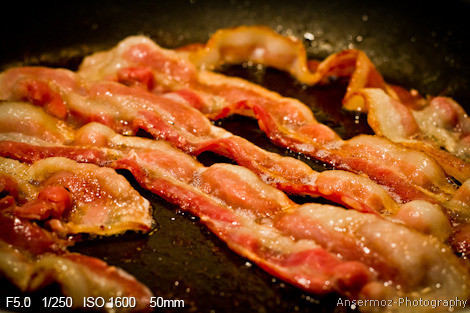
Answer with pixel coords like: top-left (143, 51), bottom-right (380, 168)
top-left (83, 297), bottom-right (137, 309)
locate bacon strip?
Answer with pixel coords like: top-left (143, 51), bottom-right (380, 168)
top-left (127, 151), bottom-right (469, 305)
top-left (0, 217), bottom-right (152, 313)
top-left (1, 126), bottom-right (467, 306)
top-left (183, 27), bottom-right (470, 183)
top-left (180, 26), bottom-right (389, 112)
top-left (0, 101), bottom-right (74, 144)
top-left (0, 156), bottom-right (152, 236)
top-left (0, 113), bottom-right (454, 241)
top-left (351, 88), bottom-right (470, 182)
top-left (0, 103), bottom-right (463, 300)
top-left (78, 28), bottom-right (470, 185)
top-left (0, 129), bottom-right (376, 297)
top-left (76, 35), bottom-right (462, 211)
top-left (1, 30), bottom-right (468, 307)
top-left (1, 68), bottom-right (464, 227)
top-left (0, 69), bottom-right (412, 219)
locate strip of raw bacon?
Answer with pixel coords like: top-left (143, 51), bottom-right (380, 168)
top-left (351, 88), bottom-right (470, 182)
top-left (1, 126), bottom-right (468, 308)
top-left (76, 35), bottom-right (461, 209)
top-left (0, 156), bottom-right (152, 236)
top-left (0, 214), bottom-right (152, 312)
top-left (0, 70), bottom-right (412, 219)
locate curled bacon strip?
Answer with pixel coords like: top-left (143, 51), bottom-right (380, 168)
top-left (0, 27), bottom-right (469, 309)
top-left (0, 111), bottom-right (454, 241)
top-left (181, 25), bottom-right (388, 112)
top-left (183, 26), bottom-right (470, 183)
top-left (0, 156), bottom-right (153, 236)
top-left (2, 72), bottom-right (462, 244)
top-left (0, 69), bottom-right (409, 219)
top-left (351, 89), bottom-right (470, 182)
top-left (0, 217), bottom-right (152, 313)
top-left (76, 35), bottom-right (464, 213)
top-left (1, 122), bottom-right (468, 306)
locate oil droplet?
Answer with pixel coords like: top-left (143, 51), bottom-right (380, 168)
top-left (304, 32), bottom-right (315, 41)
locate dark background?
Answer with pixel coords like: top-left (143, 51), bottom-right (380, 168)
top-left (0, 1), bottom-right (469, 312)
top-left (1, 0), bottom-right (469, 103)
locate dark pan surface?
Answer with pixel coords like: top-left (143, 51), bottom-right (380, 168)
top-left (0, 1), bottom-right (469, 312)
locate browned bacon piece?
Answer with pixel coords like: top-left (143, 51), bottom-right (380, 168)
top-left (1, 120), bottom-right (467, 307)
top-left (76, 35), bottom-right (462, 211)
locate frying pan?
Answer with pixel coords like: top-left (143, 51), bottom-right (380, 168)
top-left (0, 0), bottom-right (469, 312)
